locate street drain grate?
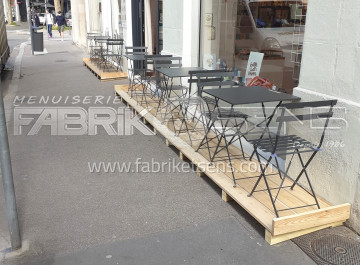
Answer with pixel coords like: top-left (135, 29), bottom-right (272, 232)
top-left (293, 226), bottom-right (360, 265)
top-left (55, 60), bottom-right (68, 62)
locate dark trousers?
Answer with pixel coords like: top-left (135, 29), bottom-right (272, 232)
top-left (47, 24), bottom-right (53, 37)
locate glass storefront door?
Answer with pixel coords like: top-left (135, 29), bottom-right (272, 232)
top-left (200, 0), bottom-right (307, 94)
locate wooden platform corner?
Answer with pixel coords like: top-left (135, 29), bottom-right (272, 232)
top-left (83, 57), bottom-right (127, 81)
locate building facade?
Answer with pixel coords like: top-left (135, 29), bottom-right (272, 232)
top-left (71, 0), bottom-right (360, 233)
top-left (0, 0), bottom-right (9, 70)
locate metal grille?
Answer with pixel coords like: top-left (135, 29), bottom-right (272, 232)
top-left (293, 226), bottom-right (360, 265)
top-left (291, 2), bottom-right (307, 82)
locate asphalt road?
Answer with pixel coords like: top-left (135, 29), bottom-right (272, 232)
top-left (5, 24), bottom-right (30, 53)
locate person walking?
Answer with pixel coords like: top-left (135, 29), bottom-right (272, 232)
top-left (43, 9), bottom-right (54, 38)
top-left (34, 13), bottom-right (40, 28)
top-left (55, 11), bottom-right (66, 41)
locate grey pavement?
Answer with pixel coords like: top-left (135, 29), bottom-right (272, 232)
top-left (0, 34), bottom-right (316, 264)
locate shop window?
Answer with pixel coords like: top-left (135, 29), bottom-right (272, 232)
top-left (200, 0), bottom-right (307, 94)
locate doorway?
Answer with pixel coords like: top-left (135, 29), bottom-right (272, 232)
top-left (132, 0), bottom-right (163, 54)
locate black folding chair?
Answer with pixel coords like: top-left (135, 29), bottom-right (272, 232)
top-left (168, 70), bottom-right (239, 146)
top-left (87, 32), bottom-right (102, 57)
top-left (163, 97), bottom-right (210, 146)
top-left (90, 35), bottom-right (108, 63)
top-left (153, 57), bottom-right (186, 117)
top-left (195, 106), bottom-right (249, 187)
top-left (132, 54), bottom-right (173, 108)
top-left (102, 39), bottom-right (124, 72)
top-left (125, 46), bottom-right (148, 97)
top-left (247, 100), bottom-right (337, 217)
top-left (191, 71), bottom-right (249, 186)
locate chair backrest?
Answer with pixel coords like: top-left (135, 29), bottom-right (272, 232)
top-left (143, 55), bottom-right (174, 79)
top-left (107, 39), bottom-right (124, 45)
top-left (87, 32), bottom-right (102, 40)
top-left (274, 100), bottom-right (338, 150)
top-left (196, 71), bottom-right (236, 88)
top-left (87, 34), bottom-right (105, 50)
top-left (153, 56), bottom-right (182, 69)
top-left (106, 39), bottom-right (124, 51)
top-left (125, 46), bottom-right (148, 55)
top-left (144, 54), bottom-right (173, 67)
top-left (188, 70), bottom-right (236, 96)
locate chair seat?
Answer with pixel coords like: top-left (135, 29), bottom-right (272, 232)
top-left (202, 96), bottom-right (217, 105)
top-left (102, 53), bottom-right (122, 57)
top-left (215, 108), bottom-right (248, 119)
top-left (248, 135), bottom-right (318, 155)
top-left (164, 85), bottom-right (187, 91)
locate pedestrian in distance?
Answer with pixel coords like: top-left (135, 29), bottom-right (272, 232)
top-left (43, 9), bottom-right (54, 38)
top-left (55, 11), bottom-right (66, 42)
top-left (34, 13), bottom-right (40, 28)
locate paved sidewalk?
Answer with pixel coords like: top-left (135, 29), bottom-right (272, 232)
top-left (0, 36), bottom-right (315, 264)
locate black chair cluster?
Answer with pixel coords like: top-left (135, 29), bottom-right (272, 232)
top-left (87, 32), bottom-right (124, 72)
top-left (125, 47), bottom-right (187, 115)
top-left (123, 48), bottom-right (339, 217)
top-left (165, 71), bottom-right (337, 218)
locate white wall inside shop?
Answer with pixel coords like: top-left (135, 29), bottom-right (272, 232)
top-left (200, 0), bottom-right (237, 68)
top-left (162, 0), bottom-right (200, 66)
top-left (292, 0), bottom-right (360, 233)
top-left (72, 0), bottom-right (87, 48)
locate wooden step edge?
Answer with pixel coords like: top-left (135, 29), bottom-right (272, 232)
top-left (196, 167), bottom-right (206, 177)
top-left (265, 221), bottom-right (344, 245)
top-left (84, 59), bottom-right (128, 80)
top-left (222, 190), bottom-right (234, 202)
top-left (272, 203), bottom-right (351, 236)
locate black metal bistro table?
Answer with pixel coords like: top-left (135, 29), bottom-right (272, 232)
top-left (156, 67), bottom-right (203, 96)
top-left (204, 86), bottom-right (300, 106)
top-left (124, 54), bottom-right (147, 92)
top-left (203, 85), bottom-right (300, 145)
top-left (155, 67), bottom-right (203, 115)
top-left (197, 85), bottom-right (300, 187)
top-left (202, 86), bottom-right (300, 133)
top-left (157, 67), bottom-right (204, 78)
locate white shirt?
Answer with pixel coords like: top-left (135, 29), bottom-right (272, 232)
top-left (45, 13), bottom-right (53, 25)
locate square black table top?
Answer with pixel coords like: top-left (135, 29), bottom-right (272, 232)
top-left (124, 54), bottom-right (146, 61)
top-left (204, 86), bottom-right (300, 105)
top-left (157, 67), bottom-right (204, 78)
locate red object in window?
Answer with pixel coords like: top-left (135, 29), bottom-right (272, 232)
top-left (247, 76), bottom-right (274, 89)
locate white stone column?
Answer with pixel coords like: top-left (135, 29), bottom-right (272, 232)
top-left (71, 0), bottom-right (79, 44)
top-left (15, 3), bottom-right (20, 22)
top-left (291, 0), bottom-right (360, 233)
top-left (78, 0), bottom-right (87, 47)
top-left (162, 0), bottom-right (200, 66)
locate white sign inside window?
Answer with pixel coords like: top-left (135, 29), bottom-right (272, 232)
top-left (245, 52), bottom-right (264, 85)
